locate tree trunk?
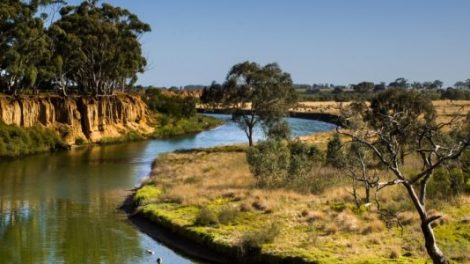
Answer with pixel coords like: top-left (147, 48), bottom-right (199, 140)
top-left (248, 132), bottom-right (253, 146)
top-left (404, 183), bottom-right (448, 264)
top-left (421, 222), bottom-right (448, 264)
top-left (364, 184), bottom-right (370, 204)
top-left (247, 125), bottom-right (254, 146)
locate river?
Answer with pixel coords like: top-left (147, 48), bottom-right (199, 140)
top-left (0, 114), bottom-right (335, 264)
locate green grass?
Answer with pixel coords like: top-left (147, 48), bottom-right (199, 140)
top-left (97, 131), bottom-right (145, 145)
top-left (0, 122), bottom-right (66, 158)
top-left (134, 185), bottom-right (163, 206)
top-left (152, 115), bottom-right (223, 138)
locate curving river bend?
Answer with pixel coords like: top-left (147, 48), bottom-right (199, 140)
top-left (0, 114), bottom-right (335, 264)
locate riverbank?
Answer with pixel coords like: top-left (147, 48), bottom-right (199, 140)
top-left (0, 113), bottom-right (222, 158)
top-left (131, 146), bottom-right (470, 264)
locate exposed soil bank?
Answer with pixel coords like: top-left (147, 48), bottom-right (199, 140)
top-left (0, 94), bottom-right (153, 145)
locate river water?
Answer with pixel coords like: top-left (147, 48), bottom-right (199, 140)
top-left (0, 114), bottom-right (335, 264)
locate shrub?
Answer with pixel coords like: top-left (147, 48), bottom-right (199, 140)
top-left (246, 139), bottom-right (323, 189)
top-left (0, 122), bottom-right (64, 158)
top-left (145, 88), bottom-right (196, 118)
top-left (326, 134), bottom-right (345, 168)
top-left (218, 206), bottom-right (239, 225)
top-left (195, 207), bottom-right (218, 226)
top-left (428, 167), bottom-right (465, 199)
top-left (153, 115), bottom-right (222, 138)
top-left (238, 222), bottom-right (280, 256)
top-left (246, 139), bottom-right (290, 188)
top-left (459, 149), bottom-right (470, 183)
top-left (75, 137), bottom-right (86, 145)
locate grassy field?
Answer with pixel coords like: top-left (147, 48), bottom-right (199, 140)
top-left (295, 100), bottom-right (470, 123)
top-left (134, 147), bottom-right (470, 264)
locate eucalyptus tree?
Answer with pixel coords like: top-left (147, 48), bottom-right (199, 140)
top-left (339, 88), bottom-right (470, 264)
top-left (0, 0), bottom-right (54, 94)
top-left (221, 61), bottom-right (297, 146)
top-left (49, 1), bottom-right (150, 95)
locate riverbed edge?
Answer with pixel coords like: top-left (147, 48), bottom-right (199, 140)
top-left (122, 191), bottom-right (318, 264)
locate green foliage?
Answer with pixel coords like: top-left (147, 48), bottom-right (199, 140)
top-left (75, 137), bottom-right (86, 145)
top-left (246, 139), bottom-right (290, 188)
top-left (238, 222), bottom-right (280, 256)
top-left (265, 120), bottom-right (291, 141)
top-left (48, 1), bottom-right (151, 95)
top-left (326, 134), bottom-right (345, 168)
top-left (428, 167), bottom-right (465, 199)
top-left (0, 0), bottom-right (52, 94)
top-left (98, 131), bottom-right (144, 145)
top-left (134, 185), bottom-right (162, 206)
top-left (213, 61), bottom-right (298, 146)
top-left (459, 150), bottom-right (470, 183)
top-left (246, 139), bottom-right (322, 189)
top-left (0, 122), bottom-right (64, 158)
top-left (153, 115), bottom-right (222, 138)
top-left (218, 206), bottom-right (239, 225)
top-left (144, 89), bottom-right (196, 118)
top-left (195, 207), bottom-right (218, 226)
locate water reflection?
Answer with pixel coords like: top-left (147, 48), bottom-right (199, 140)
top-left (0, 115), bottom-right (335, 264)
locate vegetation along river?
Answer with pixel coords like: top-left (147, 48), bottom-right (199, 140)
top-left (0, 114), bottom-right (335, 264)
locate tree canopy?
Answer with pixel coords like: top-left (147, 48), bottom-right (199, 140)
top-left (202, 61), bottom-right (297, 146)
top-left (0, 0), bottom-right (150, 95)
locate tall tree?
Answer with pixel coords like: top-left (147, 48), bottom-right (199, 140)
top-left (339, 88), bottom-right (470, 264)
top-left (389, 77), bottom-right (409, 89)
top-left (221, 61), bottom-right (297, 146)
top-left (49, 1), bottom-right (150, 95)
top-left (0, 0), bottom-right (52, 94)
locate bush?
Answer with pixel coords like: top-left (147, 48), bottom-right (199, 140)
top-left (246, 139), bottom-right (290, 188)
top-left (460, 150), bottom-right (470, 183)
top-left (428, 167), bottom-right (465, 199)
top-left (218, 206), bottom-right (239, 225)
top-left (246, 139), bottom-right (323, 189)
top-left (153, 115), bottom-right (222, 138)
top-left (326, 134), bottom-right (345, 168)
top-left (75, 137), bottom-right (86, 145)
top-left (238, 222), bottom-right (280, 256)
top-left (145, 88), bottom-right (196, 118)
top-left (0, 122), bottom-right (64, 158)
top-left (195, 207), bottom-right (218, 226)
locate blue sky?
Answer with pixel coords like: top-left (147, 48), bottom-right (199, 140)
top-left (68, 1), bottom-right (470, 87)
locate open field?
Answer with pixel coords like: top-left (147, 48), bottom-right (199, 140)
top-left (295, 100), bottom-right (470, 123)
top-left (134, 147), bottom-right (470, 264)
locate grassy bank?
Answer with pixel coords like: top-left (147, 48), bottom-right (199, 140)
top-left (0, 122), bottom-right (66, 158)
top-left (97, 114), bottom-right (223, 145)
top-left (152, 114), bottom-right (223, 138)
top-left (134, 147), bottom-right (470, 264)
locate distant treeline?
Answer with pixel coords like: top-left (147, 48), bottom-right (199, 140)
top-left (295, 78), bottom-right (470, 101)
top-left (0, 0), bottom-right (150, 96)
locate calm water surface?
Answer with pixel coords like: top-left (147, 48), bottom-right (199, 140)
top-left (0, 114), bottom-right (335, 264)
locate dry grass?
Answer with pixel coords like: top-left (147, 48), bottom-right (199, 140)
top-left (151, 151), bottom-right (253, 205)
top-left (139, 148), bottom-right (470, 263)
top-left (295, 100), bottom-right (470, 124)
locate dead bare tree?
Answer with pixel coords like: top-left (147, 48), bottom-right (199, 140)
top-left (338, 89), bottom-right (469, 264)
top-left (345, 140), bottom-right (380, 207)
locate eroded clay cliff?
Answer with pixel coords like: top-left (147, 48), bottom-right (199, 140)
top-left (0, 95), bottom-right (154, 145)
